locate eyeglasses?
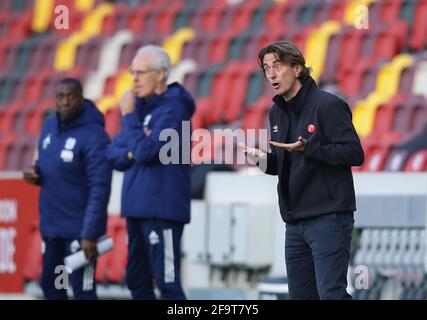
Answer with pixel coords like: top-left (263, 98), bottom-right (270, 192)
top-left (128, 68), bottom-right (159, 77)
top-left (263, 63), bottom-right (285, 75)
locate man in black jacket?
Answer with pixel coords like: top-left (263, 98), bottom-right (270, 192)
top-left (240, 41), bottom-right (364, 299)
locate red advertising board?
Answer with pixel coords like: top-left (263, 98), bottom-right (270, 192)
top-left (0, 177), bottom-right (39, 292)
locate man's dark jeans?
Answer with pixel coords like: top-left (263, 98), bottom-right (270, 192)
top-left (285, 212), bottom-right (354, 300)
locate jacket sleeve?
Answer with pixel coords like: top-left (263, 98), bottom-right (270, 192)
top-left (122, 103), bottom-right (183, 164)
top-left (107, 130), bottom-right (134, 171)
top-left (263, 149), bottom-right (278, 175)
top-left (263, 110), bottom-right (278, 175)
top-left (303, 99), bottom-right (364, 167)
top-left (80, 131), bottom-right (112, 240)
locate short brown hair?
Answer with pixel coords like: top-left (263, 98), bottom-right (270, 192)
top-left (258, 41), bottom-right (311, 80)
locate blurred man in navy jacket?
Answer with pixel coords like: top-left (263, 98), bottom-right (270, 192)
top-left (107, 45), bottom-right (195, 300)
top-left (23, 78), bottom-right (112, 299)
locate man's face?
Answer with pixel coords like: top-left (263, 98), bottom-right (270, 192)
top-left (263, 53), bottom-right (301, 100)
top-left (129, 54), bottom-right (163, 98)
top-left (56, 83), bottom-right (83, 121)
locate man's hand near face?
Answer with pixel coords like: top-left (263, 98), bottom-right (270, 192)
top-left (119, 89), bottom-right (136, 116)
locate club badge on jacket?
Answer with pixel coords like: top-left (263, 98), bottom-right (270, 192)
top-left (61, 137), bottom-right (76, 163)
top-left (307, 124), bottom-right (316, 134)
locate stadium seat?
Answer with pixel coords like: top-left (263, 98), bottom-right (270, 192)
top-left (383, 149), bottom-right (410, 171)
top-left (370, 93), bottom-right (407, 136)
top-left (409, 0), bottom-right (427, 50)
top-left (181, 33), bottom-right (210, 66)
top-left (404, 150), bottom-right (427, 172)
top-left (392, 95), bottom-right (427, 139)
top-left (240, 28), bottom-right (283, 61)
top-left (173, 6), bottom-right (197, 31)
top-left (23, 223), bottom-right (42, 282)
top-left (7, 10), bottom-right (32, 43)
top-left (153, 1), bottom-right (185, 35)
top-left (3, 134), bottom-right (37, 170)
top-left (412, 61), bottom-right (427, 98)
top-left (242, 95), bottom-right (271, 132)
top-left (125, 3), bottom-right (155, 35)
top-left (27, 34), bottom-right (62, 74)
top-left (208, 31), bottom-right (237, 65)
top-left (339, 59), bottom-right (377, 98)
top-left (96, 216), bottom-right (120, 284)
top-left (195, 3), bottom-right (227, 33)
top-left (244, 70), bottom-right (265, 107)
top-left (162, 27), bottom-right (195, 65)
top-left (220, 0), bottom-right (264, 35)
top-left (194, 64), bottom-right (223, 99)
top-left (224, 62), bottom-right (257, 123)
top-left (74, 37), bottom-right (104, 75)
top-left (320, 31), bottom-right (342, 84)
top-left (399, 65), bottom-right (416, 93)
top-left (204, 61), bottom-right (251, 124)
top-left (360, 140), bottom-right (392, 172)
top-left (106, 218), bottom-right (127, 283)
top-left (399, 0), bottom-right (417, 27)
top-left (380, 0), bottom-right (403, 24)
top-left (99, 3), bottom-right (126, 37)
top-left (297, 0), bottom-right (320, 26)
top-left (337, 27), bottom-right (367, 80)
top-left (264, 1), bottom-right (298, 33)
top-left (104, 107), bottom-right (121, 138)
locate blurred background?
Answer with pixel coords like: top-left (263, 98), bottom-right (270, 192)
top-left (1, 0), bottom-right (427, 300)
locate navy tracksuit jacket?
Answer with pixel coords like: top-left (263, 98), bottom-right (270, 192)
top-left (107, 82), bottom-right (195, 299)
top-left (36, 100), bottom-right (112, 299)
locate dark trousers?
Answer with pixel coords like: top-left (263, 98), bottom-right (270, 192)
top-left (285, 212), bottom-right (354, 300)
top-left (126, 218), bottom-right (186, 300)
top-left (40, 237), bottom-right (97, 300)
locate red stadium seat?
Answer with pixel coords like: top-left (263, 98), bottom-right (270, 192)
top-left (404, 150), bottom-right (427, 171)
top-left (208, 31), bottom-right (235, 64)
top-left (96, 216), bottom-right (121, 283)
top-left (392, 95), bottom-right (427, 139)
top-left (154, 1), bottom-right (185, 35)
top-left (75, 38), bottom-right (104, 75)
top-left (3, 134), bottom-right (37, 170)
top-left (380, 0), bottom-right (403, 24)
top-left (320, 31), bottom-right (342, 84)
top-left (371, 93), bottom-right (407, 136)
top-left (223, 62), bottom-right (256, 123)
top-left (383, 149), bottom-right (410, 171)
top-left (242, 95), bottom-right (271, 131)
top-left (338, 28), bottom-right (367, 79)
top-left (106, 218), bottom-right (127, 283)
top-left (220, 0), bottom-right (264, 34)
top-left (409, 0), bottom-right (427, 50)
top-left (126, 3), bottom-right (156, 35)
top-left (264, 1), bottom-right (298, 33)
top-left (23, 223), bottom-right (42, 281)
top-left (197, 3), bottom-right (228, 33)
top-left (104, 107), bottom-right (121, 138)
top-left (100, 3), bottom-right (127, 37)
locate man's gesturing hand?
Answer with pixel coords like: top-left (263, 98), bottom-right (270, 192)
top-left (269, 136), bottom-right (307, 152)
top-left (238, 142), bottom-right (267, 163)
